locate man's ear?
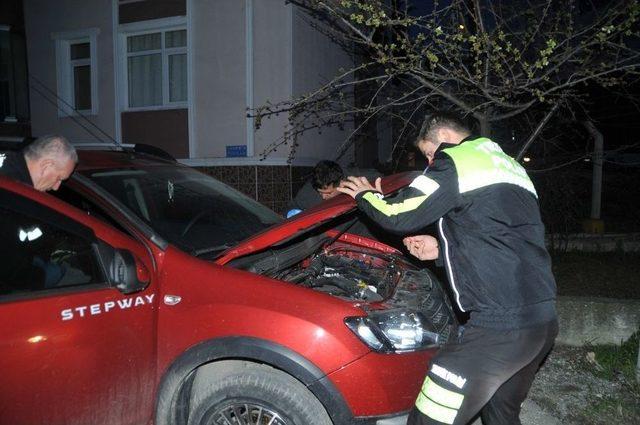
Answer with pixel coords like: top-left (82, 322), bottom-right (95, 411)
top-left (436, 128), bottom-right (450, 144)
top-left (38, 158), bottom-right (55, 175)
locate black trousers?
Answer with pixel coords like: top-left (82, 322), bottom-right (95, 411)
top-left (407, 320), bottom-right (558, 425)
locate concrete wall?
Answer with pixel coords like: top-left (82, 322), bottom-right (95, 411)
top-left (23, 0), bottom-right (116, 143)
top-left (548, 233), bottom-right (640, 253)
top-left (556, 296), bottom-right (640, 346)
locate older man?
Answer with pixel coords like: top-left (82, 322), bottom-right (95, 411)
top-left (0, 135), bottom-right (77, 191)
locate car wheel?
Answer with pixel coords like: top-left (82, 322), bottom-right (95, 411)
top-left (188, 360), bottom-right (332, 425)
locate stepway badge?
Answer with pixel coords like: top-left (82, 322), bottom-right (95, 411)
top-left (61, 294), bottom-right (155, 320)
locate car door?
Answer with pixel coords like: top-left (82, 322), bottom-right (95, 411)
top-left (0, 185), bottom-right (157, 425)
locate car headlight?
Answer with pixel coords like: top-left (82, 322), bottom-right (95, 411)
top-left (345, 309), bottom-right (440, 353)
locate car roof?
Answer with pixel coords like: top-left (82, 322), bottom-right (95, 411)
top-left (75, 149), bottom-right (178, 172)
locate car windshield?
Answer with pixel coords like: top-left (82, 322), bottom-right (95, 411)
top-left (84, 166), bottom-right (283, 255)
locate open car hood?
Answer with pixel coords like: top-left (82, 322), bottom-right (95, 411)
top-left (215, 171), bottom-right (419, 265)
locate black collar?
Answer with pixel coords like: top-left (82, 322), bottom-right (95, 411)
top-left (0, 151), bottom-right (34, 186)
top-left (434, 134), bottom-right (480, 155)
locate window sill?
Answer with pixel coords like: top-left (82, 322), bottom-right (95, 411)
top-left (123, 104), bottom-right (188, 113)
top-left (57, 109), bottom-right (98, 119)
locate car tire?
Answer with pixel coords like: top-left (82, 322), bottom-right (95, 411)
top-left (188, 360), bottom-right (333, 425)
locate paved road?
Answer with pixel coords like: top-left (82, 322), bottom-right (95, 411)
top-left (470, 399), bottom-right (560, 425)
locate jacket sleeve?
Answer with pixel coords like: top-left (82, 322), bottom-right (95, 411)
top-left (354, 155), bottom-right (461, 235)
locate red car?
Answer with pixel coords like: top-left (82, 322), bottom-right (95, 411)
top-left (0, 147), bottom-right (456, 425)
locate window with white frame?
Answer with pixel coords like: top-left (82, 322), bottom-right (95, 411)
top-left (125, 28), bottom-right (187, 109)
top-left (52, 29), bottom-right (99, 116)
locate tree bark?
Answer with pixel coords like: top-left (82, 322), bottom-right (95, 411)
top-left (515, 102), bottom-right (561, 161)
top-left (479, 116), bottom-right (491, 137)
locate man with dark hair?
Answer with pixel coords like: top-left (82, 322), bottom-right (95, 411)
top-left (0, 135), bottom-right (77, 192)
top-left (310, 160), bottom-right (345, 200)
top-left (338, 111), bottom-right (557, 425)
top-left (288, 160), bottom-right (379, 214)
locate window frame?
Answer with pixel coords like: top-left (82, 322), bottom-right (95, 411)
top-left (119, 17), bottom-right (187, 112)
top-left (0, 25), bottom-right (16, 122)
top-left (52, 28), bottom-right (100, 117)
top-left (69, 41), bottom-right (92, 111)
top-left (0, 188), bottom-right (109, 301)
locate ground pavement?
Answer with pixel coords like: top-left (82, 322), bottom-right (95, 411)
top-left (469, 399), bottom-right (561, 425)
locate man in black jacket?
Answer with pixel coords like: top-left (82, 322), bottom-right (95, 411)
top-left (0, 135), bottom-right (76, 192)
top-left (338, 112), bottom-right (557, 425)
top-left (287, 160), bottom-right (379, 214)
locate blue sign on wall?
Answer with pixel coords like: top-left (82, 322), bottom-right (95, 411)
top-left (226, 145), bottom-right (248, 157)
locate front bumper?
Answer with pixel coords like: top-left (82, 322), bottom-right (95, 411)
top-left (322, 349), bottom-right (433, 418)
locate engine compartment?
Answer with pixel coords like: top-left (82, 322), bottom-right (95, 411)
top-left (228, 222), bottom-right (459, 344)
top-left (271, 247), bottom-right (402, 302)
top-left (268, 244), bottom-right (458, 342)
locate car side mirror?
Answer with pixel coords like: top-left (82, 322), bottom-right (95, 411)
top-left (109, 249), bottom-right (150, 294)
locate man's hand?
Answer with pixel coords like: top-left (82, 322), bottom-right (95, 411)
top-left (337, 176), bottom-right (383, 199)
top-left (403, 234), bottom-right (440, 260)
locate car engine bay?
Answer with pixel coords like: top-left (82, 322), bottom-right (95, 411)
top-left (269, 245), bottom-right (457, 343)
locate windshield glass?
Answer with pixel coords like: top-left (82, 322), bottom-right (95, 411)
top-left (84, 166), bottom-right (283, 255)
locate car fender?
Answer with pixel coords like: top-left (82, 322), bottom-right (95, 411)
top-left (154, 336), bottom-right (357, 425)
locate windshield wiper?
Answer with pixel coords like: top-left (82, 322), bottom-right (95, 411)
top-left (193, 243), bottom-right (234, 258)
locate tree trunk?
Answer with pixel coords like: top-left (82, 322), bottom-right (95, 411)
top-left (516, 102), bottom-right (561, 161)
top-left (636, 337), bottom-right (640, 383)
top-left (479, 116), bottom-right (491, 137)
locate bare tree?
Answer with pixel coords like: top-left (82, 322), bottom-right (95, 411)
top-left (253, 0), bottom-right (640, 163)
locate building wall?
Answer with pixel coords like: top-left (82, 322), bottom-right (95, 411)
top-left (0, 0), bottom-right (31, 139)
top-left (119, 0), bottom-right (185, 24)
top-left (23, 0), bottom-right (355, 165)
top-left (291, 7), bottom-right (355, 166)
top-left (23, 0), bottom-right (116, 143)
top-left (198, 164), bottom-right (312, 215)
top-left (121, 109), bottom-right (188, 157)
top-left (191, 0), bottom-right (247, 158)
top-left (116, 10), bottom-right (188, 157)
top-left (190, 0), bottom-right (353, 165)
top-left (22, 0), bottom-right (358, 212)
top-left (252, 0), bottom-right (292, 159)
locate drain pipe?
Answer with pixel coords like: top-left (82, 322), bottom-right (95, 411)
top-left (245, 0), bottom-right (254, 157)
top-left (584, 121), bottom-right (603, 220)
top-left (583, 121), bottom-right (604, 233)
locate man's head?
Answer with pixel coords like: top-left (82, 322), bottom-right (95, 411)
top-left (312, 160), bottom-right (344, 200)
top-left (415, 112), bottom-right (471, 164)
top-left (23, 135), bottom-right (77, 191)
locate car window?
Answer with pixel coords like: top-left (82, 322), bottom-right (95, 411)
top-left (83, 166), bottom-right (283, 256)
top-left (0, 189), bottom-right (105, 297)
top-left (54, 184), bottom-right (130, 235)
